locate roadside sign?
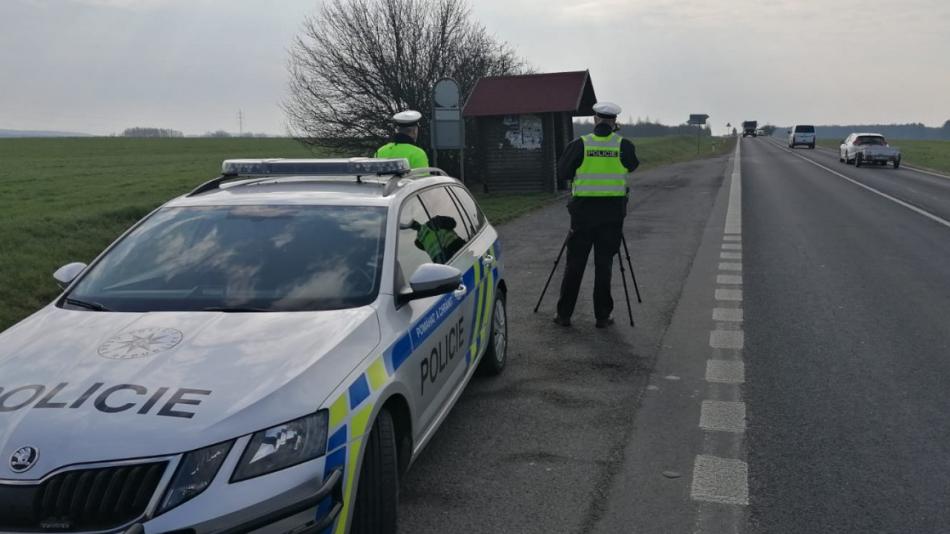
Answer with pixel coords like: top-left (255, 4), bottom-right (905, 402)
top-left (432, 78), bottom-right (463, 150)
top-left (689, 114), bottom-right (709, 126)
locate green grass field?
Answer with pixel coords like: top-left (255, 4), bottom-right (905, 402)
top-left (816, 139), bottom-right (950, 173)
top-left (0, 135), bottom-right (733, 332)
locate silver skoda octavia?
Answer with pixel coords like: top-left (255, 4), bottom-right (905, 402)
top-left (0, 159), bottom-right (507, 534)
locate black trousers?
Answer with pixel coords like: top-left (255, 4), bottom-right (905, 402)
top-left (556, 219), bottom-right (623, 320)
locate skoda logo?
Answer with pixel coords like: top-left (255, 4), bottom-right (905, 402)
top-left (98, 327), bottom-right (183, 360)
top-left (10, 446), bottom-right (39, 473)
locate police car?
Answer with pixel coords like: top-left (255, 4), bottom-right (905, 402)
top-left (0, 159), bottom-right (507, 534)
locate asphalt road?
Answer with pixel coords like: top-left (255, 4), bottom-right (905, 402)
top-left (398, 150), bottom-right (732, 533)
top-left (398, 136), bottom-right (950, 533)
top-left (744, 138), bottom-right (950, 533)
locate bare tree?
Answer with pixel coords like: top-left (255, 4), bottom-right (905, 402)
top-left (283, 0), bottom-right (527, 150)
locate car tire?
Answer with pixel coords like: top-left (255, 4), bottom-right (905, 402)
top-left (894, 158), bottom-right (901, 169)
top-left (840, 152), bottom-right (845, 163)
top-left (351, 408), bottom-right (399, 534)
top-left (809, 144), bottom-right (815, 149)
top-left (479, 290), bottom-right (507, 376)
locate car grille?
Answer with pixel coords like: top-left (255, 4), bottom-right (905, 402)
top-left (0, 461), bottom-right (167, 532)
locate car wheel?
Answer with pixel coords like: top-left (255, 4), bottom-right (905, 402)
top-left (839, 152), bottom-right (845, 163)
top-left (894, 158), bottom-right (901, 169)
top-left (809, 144), bottom-right (815, 149)
top-left (479, 290), bottom-right (507, 376)
top-left (351, 408), bottom-right (399, 534)
top-left (855, 154), bottom-right (862, 167)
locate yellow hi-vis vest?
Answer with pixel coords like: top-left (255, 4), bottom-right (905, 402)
top-left (573, 133), bottom-right (627, 197)
top-left (375, 142), bottom-right (429, 169)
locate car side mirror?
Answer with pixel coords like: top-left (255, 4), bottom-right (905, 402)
top-left (786, 130), bottom-right (791, 134)
top-left (53, 262), bottom-right (87, 289)
top-left (399, 263), bottom-right (462, 304)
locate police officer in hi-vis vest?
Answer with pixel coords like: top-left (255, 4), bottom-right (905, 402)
top-left (375, 110), bottom-right (430, 169)
top-left (554, 101), bottom-right (639, 328)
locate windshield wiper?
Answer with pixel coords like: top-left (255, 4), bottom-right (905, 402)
top-left (201, 306), bottom-right (271, 313)
top-left (63, 297), bottom-right (111, 312)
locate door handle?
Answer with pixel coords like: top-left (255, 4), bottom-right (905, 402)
top-left (481, 255), bottom-right (496, 268)
top-left (453, 284), bottom-right (468, 299)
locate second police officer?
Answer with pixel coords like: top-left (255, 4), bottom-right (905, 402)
top-left (375, 110), bottom-right (430, 169)
top-left (554, 101), bottom-right (639, 328)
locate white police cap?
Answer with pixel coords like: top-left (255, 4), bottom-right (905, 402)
top-left (592, 101), bottom-right (622, 118)
top-left (393, 110), bottom-right (422, 126)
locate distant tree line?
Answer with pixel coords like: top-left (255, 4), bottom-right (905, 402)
top-left (121, 127), bottom-right (183, 138)
top-left (778, 122), bottom-right (950, 141)
top-left (201, 131), bottom-right (271, 138)
top-left (573, 119), bottom-right (712, 138)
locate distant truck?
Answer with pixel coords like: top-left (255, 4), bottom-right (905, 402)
top-left (742, 121), bottom-right (758, 137)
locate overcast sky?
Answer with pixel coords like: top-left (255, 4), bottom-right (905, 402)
top-left (2, 0), bottom-right (948, 135)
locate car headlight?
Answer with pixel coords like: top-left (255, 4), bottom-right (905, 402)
top-left (158, 440), bottom-right (233, 515)
top-left (231, 411), bottom-right (329, 483)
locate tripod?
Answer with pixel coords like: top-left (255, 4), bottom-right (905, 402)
top-left (533, 232), bottom-right (642, 326)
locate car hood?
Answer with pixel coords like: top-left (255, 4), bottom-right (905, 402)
top-left (0, 306), bottom-right (380, 480)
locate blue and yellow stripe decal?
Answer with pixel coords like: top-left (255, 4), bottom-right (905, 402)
top-left (323, 240), bottom-right (500, 533)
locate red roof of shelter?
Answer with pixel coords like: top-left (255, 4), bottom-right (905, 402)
top-left (462, 70), bottom-right (597, 117)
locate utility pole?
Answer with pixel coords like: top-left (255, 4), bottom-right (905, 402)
top-left (238, 109), bottom-right (244, 136)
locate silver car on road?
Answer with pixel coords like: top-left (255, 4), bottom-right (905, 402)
top-left (0, 159), bottom-right (508, 534)
top-left (839, 133), bottom-right (902, 168)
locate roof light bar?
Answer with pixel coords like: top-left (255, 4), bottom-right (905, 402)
top-left (221, 158), bottom-right (411, 177)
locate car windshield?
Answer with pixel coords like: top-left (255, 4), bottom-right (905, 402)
top-left (855, 136), bottom-right (886, 145)
top-left (65, 205), bottom-right (387, 312)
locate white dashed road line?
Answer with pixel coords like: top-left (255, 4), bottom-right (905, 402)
top-left (714, 288), bottom-right (743, 302)
top-left (712, 307), bottom-right (743, 322)
top-left (692, 138), bottom-right (749, 528)
top-left (706, 360), bottom-right (745, 384)
top-left (700, 400), bottom-right (747, 433)
top-left (691, 455), bottom-right (750, 506)
top-left (709, 329), bottom-right (744, 349)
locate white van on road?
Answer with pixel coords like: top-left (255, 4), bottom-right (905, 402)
top-left (788, 125), bottom-right (816, 149)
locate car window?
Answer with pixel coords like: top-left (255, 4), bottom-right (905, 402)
top-left (419, 188), bottom-right (473, 244)
top-left (855, 136), bottom-right (886, 145)
top-left (397, 195), bottom-right (438, 288)
top-left (66, 205), bottom-right (387, 312)
top-left (795, 125), bottom-right (815, 133)
top-left (449, 186), bottom-right (486, 237)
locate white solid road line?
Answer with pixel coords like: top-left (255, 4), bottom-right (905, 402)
top-left (770, 139), bottom-right (950, 230)
top-left (811, 142), bottom-right (950, 180)
top-left (723, 235), bottom-right (742, 242)
top-left (903, 164), bottom-right (950, 180)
